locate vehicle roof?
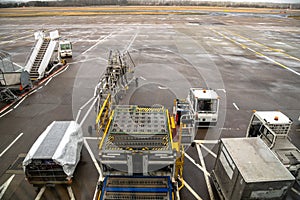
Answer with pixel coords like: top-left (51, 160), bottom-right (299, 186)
top-left (221, 138), bottom-right (295, 183)
top-left (190, 88), bottom-right (218, 99)
top-left (254, 111), bottom-right (292, 125)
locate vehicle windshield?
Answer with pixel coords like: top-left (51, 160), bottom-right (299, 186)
top-left (60, 43), bottom-right (71, 50)
top-left (197, 99), bottom-right (218, 113)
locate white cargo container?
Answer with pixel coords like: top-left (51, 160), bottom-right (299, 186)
top-left (23, 121), bottom-right (83, 186)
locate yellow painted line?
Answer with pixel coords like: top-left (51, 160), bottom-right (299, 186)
top-left (212, 29), bottom-right (300, 76)
top-left (229, 31), bottom-right (300, 62)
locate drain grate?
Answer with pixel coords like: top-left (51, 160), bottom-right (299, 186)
top-left (6, 153), bottom-right (26, 174)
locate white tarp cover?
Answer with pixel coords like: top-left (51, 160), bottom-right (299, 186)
top-left (23, 121), bottom-right (83, 177)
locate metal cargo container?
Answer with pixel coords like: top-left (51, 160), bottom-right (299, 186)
top-left (212, 138), bottom-right (295, 200)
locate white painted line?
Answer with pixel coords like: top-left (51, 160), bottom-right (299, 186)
top-left (0, 133), bottom-right (24, 157)
top-left (184, 153), bottom-right (211, 177)
top-left (139, 76), bottom-right (146, 81)
top-left (291, 187), bottom-right (300, 196)
top-left (82, 32), bottom-right (114, 55)
top-left (83, 138), bottom-right (102, 177)
top-left (0, 174), bottom-right (15, 199)
top-left (75, 97), bottom-right (95, 123)
top-left (84, 137), bottom-right (102, 140)
top-left (12, 62), bottom-right (23, 69)
top-left (36, 86), bottom-right (43, 92)
top-left (124, 32), bottom-right (139, 52)
top-left (0, 109), bottom-right (13, 118)
top-left (28, 89), bottom-right (37, 96)
top-left (13, 96), bottom-right (27, 109)
top-left (196, 144), bottom-right (215, 200)
top-left (45, 77), bottom-right (53, 86)
top-left (79, 98), bottom-right (97, 127)
top-left (217, 89), bottom-right (226, 93)
top-left (67, 186), bottom-right (75, 200)
top-left (34, 186), bottom-right (46, 200)
top-left (52, 64), bottom-right (70, 78)
top-left (158, 86), bottom-right (168, 90)
top-left (182, 179), bottom-right (203, 200)
top-left (233, 103), bottom-right (239, 110)
top-left (199, 143), bottom-right (217, 158)
top-left (194, 140), bottom-right (219, 144)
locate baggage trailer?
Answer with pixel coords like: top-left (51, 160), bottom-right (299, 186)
top-left (23, 121), bottom-right (83, 186)
top-left (212, 138), bottom-right (295, 200)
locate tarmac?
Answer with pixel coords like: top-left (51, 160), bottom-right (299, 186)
top-left (0, 7), bottom-right (299, 200)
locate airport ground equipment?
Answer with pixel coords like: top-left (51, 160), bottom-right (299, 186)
top-left (0, 51), bottom-right (31, 102)
top-left (246, 111), bottom-right (300, 184)
top-left (95, 50), bottom-right (136, 131)
top-left (24, 30), bottom-right (63, 81)
top-left (95, 105), bottom-right (195, 200)
top-left (211, 137), bottom-right (295, 200)
top-left (23, 121), bottom-right (83, 186)
top-left (59, 40), bottom-right (72, 58)
top-left (174, 88), bottom-right (219, 127)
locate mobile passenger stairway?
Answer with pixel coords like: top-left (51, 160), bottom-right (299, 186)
top-left (24, 30), bottom-right (60, 81)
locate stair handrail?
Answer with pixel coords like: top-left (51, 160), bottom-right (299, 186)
top-left (24, 37), bottom-right (44, 72)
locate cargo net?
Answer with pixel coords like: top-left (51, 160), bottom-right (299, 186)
top-left (103, 106), bottom-right (171, 151)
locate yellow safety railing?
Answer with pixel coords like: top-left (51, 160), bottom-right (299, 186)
top-left (96, 94), bottom-right (111, 129)
top-left (98, 110), bottom-right (114, 150)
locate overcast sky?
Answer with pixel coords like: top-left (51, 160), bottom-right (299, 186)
top-left (2, 0), bottom-right (299, 3)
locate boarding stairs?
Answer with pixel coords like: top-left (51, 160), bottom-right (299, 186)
top-left (24, 30), bottom-right (59, 81)
top-left (29, 39), bottom-right (50, 80)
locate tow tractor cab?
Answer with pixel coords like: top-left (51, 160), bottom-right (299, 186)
top-left (176, 88), bottom-right (219, 127)
top-left (246, 111), bottom-right (300, 183)
top-left (59, 40), bottom-right (72, 58)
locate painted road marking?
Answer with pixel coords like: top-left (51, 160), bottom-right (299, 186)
top-left (44, 77), bottom-right (53, 86)
top-left (233, 103), bottom-right (240, 110)
top-left (0, 174), bottom-right (15, 199)
top-left (79, 98), bottom-right (97, 127)
top-left (158, 86), bottom-right (168, 90)
top-left (196, 144), bottom-right (215, 200)
top-left (34, 186), bottom-right (46, 200)
top-left (140, 76), bottom-right (146, 81)
top-left (75, 97), bottom-right (95, 122)
top-left (199, 143), bottom-right (217, 158)
top-left (82, 32), bottom-right (114, 55)
top-left (182, 179), bottom-right (203, 200)
top-left (194, 140), bottom-right (219, 144)
top-left (229, 31), bottom-right (300, 62)
top-left (83, 138), bottom-right (102, 177)
top-left (184, 153), bottom-right (211, 177)
top-left (217, 89), bottom-right (226, 93)
top-left (0, 133), bottom-right (24, 157)
top-left (67, 186), bottom-right (75, 200)
top-left (212, 29), bottom-right (300, 76)
top-left (124, 31), bottom-right (139, 52)
top-left (0, 109), bottom-right (13, 118)
top-left (13, 96), bottom-right (27, 109)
